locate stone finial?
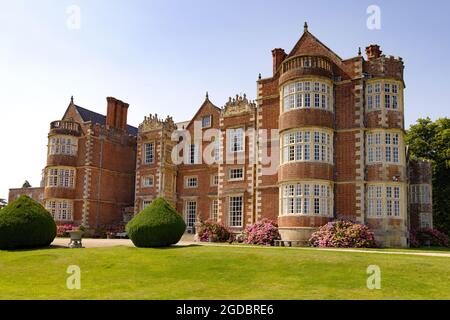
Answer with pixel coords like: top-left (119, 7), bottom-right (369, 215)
top-left (206, 91), bottom-right (209, 100)
top-left (222, 93), bottom-right (256, 117)
top-left (304, 21), bottom-right (308, 32)
top-left (70, 95), bottom-right (74, 105)
top-left (258, 73), bottom-right (262, 80)
top-left (358, 47), bottom-right (362, 56)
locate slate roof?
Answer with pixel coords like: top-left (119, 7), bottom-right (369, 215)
top-left (74, 105), bottom-right (138, 136)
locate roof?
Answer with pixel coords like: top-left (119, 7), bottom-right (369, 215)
top-left (74, 105), bottom-right (138, 136)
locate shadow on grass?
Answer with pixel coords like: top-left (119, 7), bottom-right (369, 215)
top-left (133, 244), bottom-right (202, 250)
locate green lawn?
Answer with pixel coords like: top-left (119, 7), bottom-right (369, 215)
top-left (0, 245), bottom-right (449, 300)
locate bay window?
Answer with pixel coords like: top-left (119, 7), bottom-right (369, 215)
top-left (366, 80), bottom-right (402, 111)
top-left (45, 199), bottom-right (73, 221)
top-left (48, 136), bottom-right (78, 156)
top-left (46, 167), bottom-right (76, 188)
top-left (280, 182), bottom-right (333, 216)
top-left (282, 79), bottom-right (332, 112)
top-left (367, 184), bottom-right (403, 218)
top-left (367, 131), bottom-right (403, 164)
top-left (282, 129), bottom-right (333, 164)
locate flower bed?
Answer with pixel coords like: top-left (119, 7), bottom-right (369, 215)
top-left (57, 224), bottom-right (75, 237)
top-left (243, 219), bottom-right (280, 246)
top-left (309, 220), bottom-right (377, 248)
top-left (196, 220), bottom-right (231, 242)
top-left (410, 228), bottom-right (449, 248)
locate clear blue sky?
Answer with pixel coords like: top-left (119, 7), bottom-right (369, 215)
top-left (1, 0), bottom-right (449, 199)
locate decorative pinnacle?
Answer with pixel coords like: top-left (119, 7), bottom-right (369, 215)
top-left (258, 73), bottom-right (262, 80)
top-left (304, 21), bottom-right (308, 32)
top-left (358, 47), bottom-right (362, 56)
top-left (70, 95), bottom-right (74, 104)
top-left (206, 91), bottom-right (209, 99)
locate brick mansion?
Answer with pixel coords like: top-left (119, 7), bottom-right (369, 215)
top-left (9, 24), bottom-right (433, 247)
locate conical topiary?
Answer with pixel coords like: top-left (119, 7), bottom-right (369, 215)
top-left (126, 197), bottom-right (186, 247)
top-left (0, 195), bottom-right (57, 250)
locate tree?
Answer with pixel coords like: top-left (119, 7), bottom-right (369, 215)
top-left (406, 117), bottom-right (450, 235)
top-left (0, 199), bottom-right (7, 209)
top-left (22, 180), bottom-right (32, 188)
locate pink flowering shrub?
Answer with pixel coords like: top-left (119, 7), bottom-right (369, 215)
top-left (410, 228), bottom-right (449, 247)
top-left (243, 219), bottom-right (280, 246)
top-left (57, 224), bottom-right (75, 237)
top-left (197, 220), bottom-right (231, 242)
top-left (309, 220), bottom-right (377, 248)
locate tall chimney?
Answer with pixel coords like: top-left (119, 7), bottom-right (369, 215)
top-left (366, 45), bottom-right (382, 61)
top-left (121, 103), bottom-right (129, 131)
top-left (106, 97), bottom-right (117, 128)
top-left (272, 48), bottom-right (287, 75)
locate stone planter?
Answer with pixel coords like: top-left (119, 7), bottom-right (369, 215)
top-left (67, 230), bottom-right (84, 248)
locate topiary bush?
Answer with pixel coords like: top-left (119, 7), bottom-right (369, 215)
top-left (243, 219), bottom-right (280, 246)
top-left (309, 220), bottom-right (377, 248)
top-left (0, 195), bottom-right (57, 250)
top-left (410, 228), bottom-right (449, 248)
top-left (126, 198), bottom-right (186, 247)
top-left (196, 220), bottom-right (231, 242)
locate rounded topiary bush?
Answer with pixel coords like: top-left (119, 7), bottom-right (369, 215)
top-left (126, 198), bottom-right (186, 247)
top-left (0, 195), bottom-right (57, 250)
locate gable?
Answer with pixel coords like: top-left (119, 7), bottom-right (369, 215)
top-left (287, 31), bottom-right (343, 66)
top-left (185, 97), bottom-right (221, 131)
top-left (62, 104), bottom-right (84, 123)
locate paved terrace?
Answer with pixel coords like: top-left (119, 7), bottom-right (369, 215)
top-left (51, 236), bottom-right (450, 258)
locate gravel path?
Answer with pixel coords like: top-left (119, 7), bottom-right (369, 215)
top-left (51, 237), bottom-right (450, 258)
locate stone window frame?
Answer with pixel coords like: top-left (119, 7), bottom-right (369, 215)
top-left (366, 183), bottom-right (405, 219)
top-left (46, 166), bottom-right (76, 189)
top-left (143, 141), bottom-right (155, 165)
top-left (279, 181), bottom-right (333, 217)
top-left (184, 175), bottom-right (198, 189)
top-left (228, 127), bottom-right (245, 153)
top-left (48, 135), bottom-right (78, 156)
top-left (280, 78), bottom-right (333, 113)
top-left (410, 184), bottom-right (431, 204)
top-left (201, 115), bottom-right (212, 128)
top-left (142, 175), bottom-right (154, 188)
top-left (45, 199), bottom-right (74, 221)
top-left (366, 129), bottom-right (404, 165)
top-left (281, 128), bottom-right (333, 165)
top-left (210, 198), bottom-right (219, 221)
top-left (366, 79), bottom-right (403, 112)
top-left (142, 199), bottom-right (153, 210)
top-left (419, 212), bottom-right (432, 229)
top-left (210, 174), bottom-right (219, 186)
top-left (186, 143), bottom-right (200, 165)
top-left (228, 167), bottom-right (244, 181)
top-left (184, 199), bottom-right (198, 228)
top-left (228, 195), bottom-right (243, 228)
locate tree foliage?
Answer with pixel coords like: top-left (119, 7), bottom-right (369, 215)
top-left (22, 180), bottom-right (32, 188)
top-left (406, 117), bottom-right (450, 235)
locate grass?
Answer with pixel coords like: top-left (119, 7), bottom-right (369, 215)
top-left (0, 245), bottom-right (449, 300)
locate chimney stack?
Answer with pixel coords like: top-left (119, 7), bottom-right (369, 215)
top-left (106, 97), bottom-right (129, 131)
top-left (272, 48), bottom-right (287, 75)
top-left (365, 45), bottom-right (382, 61)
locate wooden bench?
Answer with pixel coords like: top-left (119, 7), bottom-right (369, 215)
top-left (116, 232), bottom-right (128, 239)
top-left (274, 240), bottom-right (307, 247)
